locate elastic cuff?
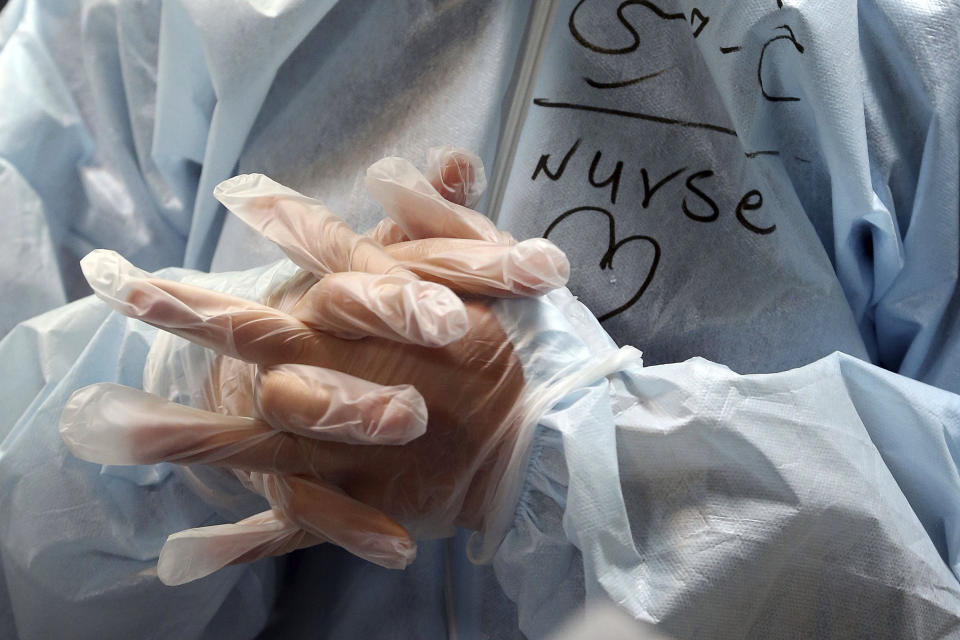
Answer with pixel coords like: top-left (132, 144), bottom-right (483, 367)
top-left (466, 345), bottom-right (643, 563)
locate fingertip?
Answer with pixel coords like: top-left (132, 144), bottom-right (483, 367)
top-left (342, 524), bottom-right (417, 570)
top-left (158, 532), bottom-right (217, 586)
top-left (214, 174), bottom-right (316, 235)
top-left (426, 146), bottom-right (486, 207)
top-left (368, 218), bottom-right (410, 246)
top-left (213, 173), bottom-right (277, 204)
top-left (213, 173), bottom-right (254, 198)
top-left (80, 249), bottom-right (150, 305)
top-left (157, 538), bottom-right (191, 586)
top-left (393, 385), bottom-right (428, 438)
top-left (59, 383), bottom-right (144, 465)
top-left (366, 154), bottom-right (502, 243)
top-left (284, 477), bottom-right (417, 569)
top-left (365, 156), bottom-right (417, 187)
top-left (58, 385), bottom-right (97, 460)
top-left (366, 534), bottom-right (417, 570)
top-left (365, 384), bottom-right (428, 445)
top-left (79, 250), bottom-right (176, 325)
top-left (402, 280), bottom-right (468, 346)
top-left (504, 238), bottom-right (570, 293)
top-left (398, 539), bottom-right (418, 568)
top-left (212, 174), bottom-right (277, 228)
top-left (256, 365), bottom-right (425, 445)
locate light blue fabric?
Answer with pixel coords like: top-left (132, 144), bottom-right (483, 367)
top-left (493, 347), bottom-right (960, 638)
top-left (7, 268), bottom-right (960, 639)
top-left (0, 0), bottom-right (532, 636)
top-left (0, 0), bottom-right (529, 333)
top-left (3, 0), bottom-right (960, 638)
top-left (0, 258), bottom-right (604, 639)
top-left (0, 260), bottom-right (515, 639)
top-left (495, 0), bottom-right (960, 393)
top-left (0, 291), bottom-right (278, 639)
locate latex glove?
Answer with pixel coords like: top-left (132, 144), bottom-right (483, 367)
top-left (424, 144), bottom-right (487, 209)
top-left (60, 149), bottom-right (571, 585)
top-left (367, 146), bottom-right (514, 246)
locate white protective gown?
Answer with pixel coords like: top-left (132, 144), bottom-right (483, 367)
top-left (2, 0), bottom-right (960, 638)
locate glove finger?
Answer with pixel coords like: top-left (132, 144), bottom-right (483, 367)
top-left (82, 249), bottom-right (317, 363)
top-left (424, 146), bottom-right (487, 207)
top-left (366, 148), bottom-right (486, 245)
top-left (81, 250), bottom-right (467, 361)
top-left (59, 383), bottom-right (393, 480)
top-left (62, 388), bottom-right (417, 570)
top-left (158, 509), bottom-right (321, 586)
top-left (59, 383), bottom-right (284, 466)
top-left (214, 173), bottom-right (414, 278)
top-left (264, 475), bottom-right (416, 570)
top-left (290, 271), bottom-right (467, 346)
top-left (60, 380), bottom-right (422, 469)
top-left (365, 156), bottom-right (511, 243)
top-left (61, 381), bottom-right (427, 480)
top-left (384, 237), bottom-right (569, 296)
top-left (256, 364), bottom-right (427, 445)
top-left (366, 218), bottom-right (410, 246)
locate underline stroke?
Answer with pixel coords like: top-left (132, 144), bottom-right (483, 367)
top-left (532, 98), bottom-right (738, 137)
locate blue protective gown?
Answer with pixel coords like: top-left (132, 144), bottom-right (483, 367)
top-left (2, 0), bottom-right (960, 638)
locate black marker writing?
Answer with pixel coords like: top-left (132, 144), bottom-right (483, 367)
top-left (568, 0), bottom-right (684, 54)
top-left (759, 25), bottom-right (805, 102)
top-left (531, 139), bottom-right (581, 181)
top-left (589, 151), bottom-right (624, 204)
top-left (543, 206), bottom-right (661, 321)
top-left (682, 170), bottom-right (720, 222)
top-left (690, 8), bottom-right (709, 38)
top-left (533, 98), bottom-right (738, 137)
top-left (531, 141), bottom-right (774, 230)
top-left (641, 166), bottom-right (686, 208)
top-left (530, 139), bottom-right (777, 319)
top-left (736, 190), bottom-right (775, 234)
top-left (585, 67), bottom-right (671, 90)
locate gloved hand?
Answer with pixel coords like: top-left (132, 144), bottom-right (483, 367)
top-left (59, 148), bottom-right (574, 585)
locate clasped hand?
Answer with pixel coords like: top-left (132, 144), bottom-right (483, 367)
top-left (59, 148), bottom-right (570, 585)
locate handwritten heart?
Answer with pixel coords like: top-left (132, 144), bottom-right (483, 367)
top-left (544, 206), bottom-right (660, 321)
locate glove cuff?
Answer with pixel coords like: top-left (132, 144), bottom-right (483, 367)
top-left (466, 289), bottom-right (642, 562)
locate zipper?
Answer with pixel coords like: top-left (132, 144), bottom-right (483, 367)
top-left (486, 0), bottom-right (560, 225)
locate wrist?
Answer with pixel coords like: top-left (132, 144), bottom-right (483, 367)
top-left (460, 292), bottom-right (642, 561)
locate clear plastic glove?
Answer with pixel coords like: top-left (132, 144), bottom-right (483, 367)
top-left (424, 145), bottom-right (487, 209)
top-left (367, 147), bottom-right (511, 245)
top-left (59, 149), bottom-right (572, 585)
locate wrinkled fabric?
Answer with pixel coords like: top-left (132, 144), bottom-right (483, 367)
top-left (0, 259), bottom-right (495, 638)
top-left (491, 319), bottom-right (960, 638)
top-left (3, 0), bottom-right (960, 639)
top-left (62, 212), bottom-right (579, 583)
top-left (495, 0), bottom-right (960, 393)
top-left (0, 0), bottom-right (531, 334)
top-left (0, 1), bottom-right (532, 635)
top-left (0, 290), bottom-right (278, 639)
top-left (484, 5), bottom-right (960, 630)
top-left (0, 256), bottom-right (626, 639)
